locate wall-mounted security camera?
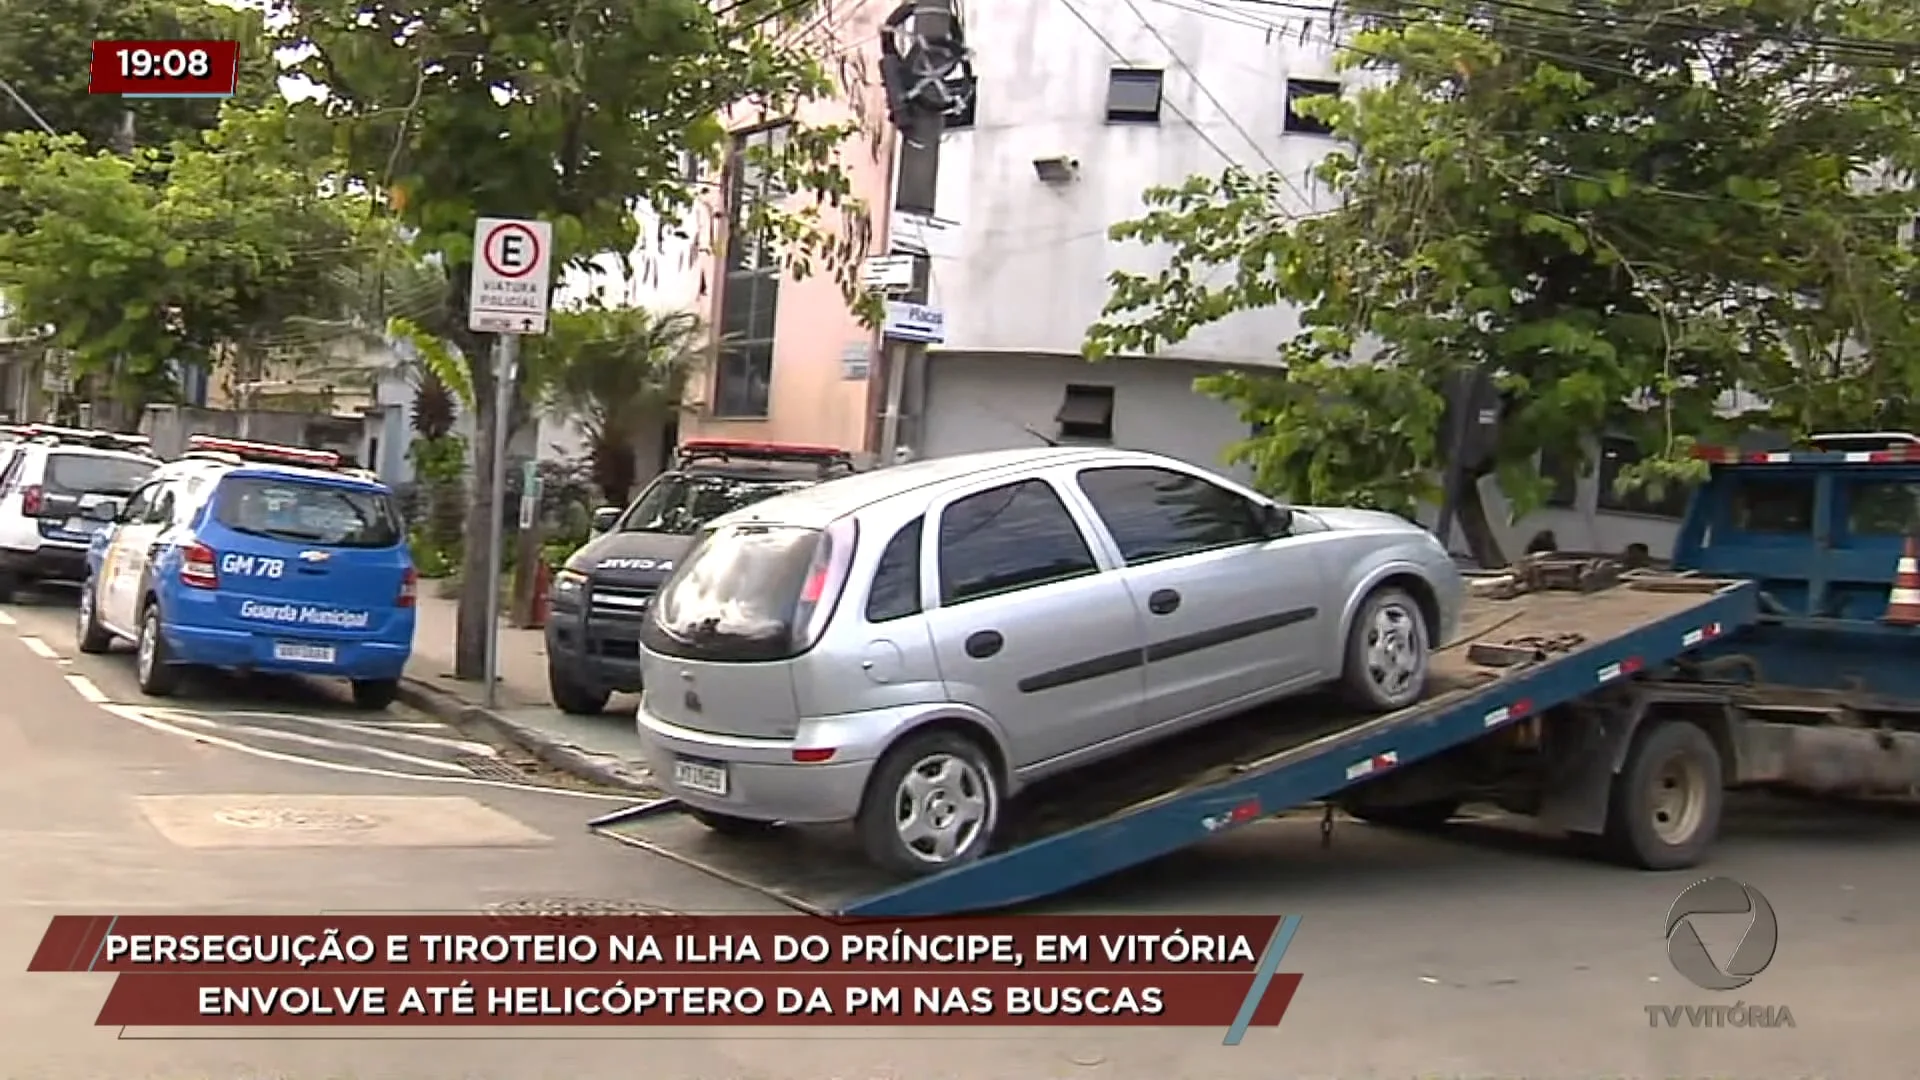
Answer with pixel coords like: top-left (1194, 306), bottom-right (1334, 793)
top-left (1032, 156), bottom-right (1080, 184)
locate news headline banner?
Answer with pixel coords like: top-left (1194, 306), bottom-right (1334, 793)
top-left (31, 915), bottom-right (1304, 1038)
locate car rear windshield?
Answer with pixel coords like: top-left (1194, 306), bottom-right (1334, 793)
top-left (213, 477), bottom-right (403, 549)
top-left (47, 453), bottom-right (153, 495)
top-left (620, 473), bottom-right (814, 536)
top-left (640, 523), bottom-right (822, 661)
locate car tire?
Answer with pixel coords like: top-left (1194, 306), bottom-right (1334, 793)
top-left (1599, 719), bottom-right (1723, 870)
top-left (1340, 586), bottom-right (1431, 712)
top-left (549, 662), bottom-right (610, 716)
top-left (76, 577), bottom-right (112, 654)
top-left (689, 809), bottom-right (777, 837)
top-left (351, 679), bottom-right (401, 710)
top-left (857, 729), bottom-right (1001, 877)
top-left (134, 600), bottom-right (181, 697)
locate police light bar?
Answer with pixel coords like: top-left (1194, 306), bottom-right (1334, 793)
top-left (24, 424), bottom-right (153, 451)
top-left (183, 435), bottom-right (342, 468)
top-left (677, 438), bottom-right (852, 464)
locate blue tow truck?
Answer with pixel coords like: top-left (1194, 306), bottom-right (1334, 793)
top-left (590, 431), bottom-right (1920, 917)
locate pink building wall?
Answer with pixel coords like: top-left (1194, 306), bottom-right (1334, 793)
top-left (680, 0), bottom-right (899, 456)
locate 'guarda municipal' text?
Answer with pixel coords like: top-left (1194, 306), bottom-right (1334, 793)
top-left (239, 600), bottom-right (372, 630)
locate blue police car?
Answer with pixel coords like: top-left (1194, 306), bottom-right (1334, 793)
top-left (77, 435), bottom-right (417, 708)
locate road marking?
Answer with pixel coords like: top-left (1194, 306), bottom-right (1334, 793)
top-left (0, 609), bottom-right (15, 625)
top-left (65, 674), bottom-right (108, 703)
top-left (164, 707), bottom-right (501, 757)
top-left (152, 710), bottom-right (475, 775)
top-left (20, 636), bottom-right (59, 660)
top-left (97, 703), bottom-right (631, 801)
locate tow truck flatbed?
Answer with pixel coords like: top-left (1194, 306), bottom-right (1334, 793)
top-left (591, 570), bottom-right (1761, 917)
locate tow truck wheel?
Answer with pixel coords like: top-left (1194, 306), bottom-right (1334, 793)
top-left (134, 601), bottom-right (181, 697)
top-left (351, 679), bottom-right (400, 710)
top-left (1340, 586), bottom-right (1431, 712)
top-left (76, 577), bottom-right (112, 654)
top-left (689, 809), bottom-right (777, 837)
top-left (548, 662), bottom-right (610, 715)
top-left (1602, 720), bottom-right (1724, 870)
top-left (858, 730), bottom-right (1001, 877)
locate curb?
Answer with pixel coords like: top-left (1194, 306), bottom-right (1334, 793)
top-left (396, 677), bottom-right (657, 794)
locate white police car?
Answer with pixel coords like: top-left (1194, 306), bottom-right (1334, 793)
top-left (78, 435), bottom-right (418, 707)
top-left (0, 425), bottom-right (159, 600)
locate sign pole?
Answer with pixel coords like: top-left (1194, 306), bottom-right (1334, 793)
top-left (482, 332), bottom-right (517, 709)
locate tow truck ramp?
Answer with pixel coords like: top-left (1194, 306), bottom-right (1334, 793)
top-left (591, 568), bottom-right (1761, 917)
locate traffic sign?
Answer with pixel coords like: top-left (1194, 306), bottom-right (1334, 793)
top-left (469, 217), bottom-right (554, 335)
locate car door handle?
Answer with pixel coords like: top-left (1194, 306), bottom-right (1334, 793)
top-left (964, 630), bottom-right (1004, 659)
top-left (1148, 588), bottom-right (1181, 615)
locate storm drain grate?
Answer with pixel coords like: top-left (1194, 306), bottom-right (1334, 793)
top-left (484, 898), bottom-right (670, 918)
top-left (453, 754), bottom-right (536, 782)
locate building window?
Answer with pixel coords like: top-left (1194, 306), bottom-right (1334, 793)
top-left (714, 123), bottom-right (789, 419)
top-left (1596, 435), bottom-right (1691, 518)
top-left (1056, 384), bottom-right (1115, 443)
top-left (1284, 78), bottom-right (1340, 136)
top-left (1105, 69), bottom-right (1163, 123)
top-left (1538, 446), bottom-right (1579, 508)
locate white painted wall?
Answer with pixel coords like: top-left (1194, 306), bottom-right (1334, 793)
top-left (926, 0), bottom-right (1345, 362)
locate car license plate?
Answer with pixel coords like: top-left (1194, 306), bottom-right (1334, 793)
top-left (273, 642), bottom-right (336, 664)
top-left (63, 517), bottom-right (96, 534)
top-left (673, 758), bottom-right (729, 796)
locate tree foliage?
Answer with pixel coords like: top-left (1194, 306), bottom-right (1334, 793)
top-left (0, 102), bottom-right (365, 414)
top-left (269, 0), bottom-right (879, 675)
top-left (1086, 0), bottom-right (1920, 564)
top-left (0, 0), bottom-right (277, 151)
top-left (534, 305), bottom-right (705, 506)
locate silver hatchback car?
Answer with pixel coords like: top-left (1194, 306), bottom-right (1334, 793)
top-left (634, 447), bottom-right (1465, 876)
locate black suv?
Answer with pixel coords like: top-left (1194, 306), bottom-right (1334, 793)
top-left (544, 439), bottom-right (856, 714)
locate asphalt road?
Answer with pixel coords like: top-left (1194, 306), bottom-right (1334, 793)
top-left (2, 579), bottom-right (1917, 1077)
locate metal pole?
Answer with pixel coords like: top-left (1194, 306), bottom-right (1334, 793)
top-left (876, 0), bottom-right (954, 464)
top-left (482, 333), bottom-right (516, 709)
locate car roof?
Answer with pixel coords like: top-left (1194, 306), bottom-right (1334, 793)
top-left (37, 445), bottom-right (158, 465)
top-left (712, 446), bottom-right (1165, 529)
top-left (154, 456), bottom-right (388, 492)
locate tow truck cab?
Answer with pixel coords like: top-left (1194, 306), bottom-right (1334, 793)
top-left (1675, 431), bottom-right (1920, 702)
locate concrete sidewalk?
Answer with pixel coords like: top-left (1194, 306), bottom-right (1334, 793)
top-left (401, 592), bottom-right (656, 792)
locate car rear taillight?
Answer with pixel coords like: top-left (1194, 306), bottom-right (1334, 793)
top-left (181, 541), bottom-right (219, 589)
top-left (20, 485), bottom-right (42, 515)
top-left (398, 567), bottom-right (417, 608)
top-left (790, 517), bottom-right (858, 653)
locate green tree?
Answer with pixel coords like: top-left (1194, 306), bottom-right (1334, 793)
top-left (0, 0), bottom-right (277, 151)
top-left (1086, 0), bottom-right (1920, 565)
top-left (0, 103), bottom-right (365, 418)
top-left (273, 0), bottom-right (879, 677)
top-left (535, 306), bottom-right (705, 507)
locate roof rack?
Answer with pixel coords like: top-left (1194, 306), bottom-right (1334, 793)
top-left (676, 438), bottom-right (856, 476)
top-left (23, 424), bottom-right (155, 452)
top-left (182, 434), bottom-right (343, 470)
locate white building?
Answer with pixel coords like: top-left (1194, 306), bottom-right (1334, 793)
top-left (906, 0), bottom-right (1689, 559)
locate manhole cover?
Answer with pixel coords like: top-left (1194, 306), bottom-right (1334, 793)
top-left (214, 807), bottom-right (382, 831)
top-left (454, 754), bottom-right (534, 782)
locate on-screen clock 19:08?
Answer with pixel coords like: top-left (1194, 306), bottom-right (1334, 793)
top-left (89, 41), bottom-right (240, 97)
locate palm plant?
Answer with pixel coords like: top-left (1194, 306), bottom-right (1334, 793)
top-left (537, 306), bottom-right (706, 506)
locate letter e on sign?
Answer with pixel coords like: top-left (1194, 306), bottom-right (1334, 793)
top-left (469, 217), bottom-right (555, 336)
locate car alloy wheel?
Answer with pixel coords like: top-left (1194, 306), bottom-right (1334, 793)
top-left (1364, 598), bottom-right (1426, 701)
top-left (136, 610), bottom-right (158, 684)
top-left (892, 751), bottom-right (993, 865)
top-left (77, 584), bottom-right (93, 638)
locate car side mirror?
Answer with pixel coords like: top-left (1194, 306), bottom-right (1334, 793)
top-left (1263, 504), bottom-right (1293, 536)
top-left (590, 506), bottom-right (621, 533)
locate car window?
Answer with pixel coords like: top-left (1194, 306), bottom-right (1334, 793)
top-left (1846, 480), bottom-right (1920, 535)
top-left (937, 480), bottom-right (1097, 606)
top-left (146, 482), bottom-right (177, 525)
top-left (46, 453), bottom-right (153, 496)
top-left (866, 517), bottom-right (924, 623)
top-left (643, 523), bottom-right (825, 661)
top-left (1727, 476), bottom-right (1814, 534)
top-left (620, 473), bottom-right (812, 536)
top-left (119, 482), bottom-right (158, 524)
top-left (212, 477), bottom-right (403, 548)
top-left (1075, 466), bottom-right (1268, 565)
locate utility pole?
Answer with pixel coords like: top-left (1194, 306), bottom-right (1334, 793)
top-left (875, 0), bottom-right (973, 463)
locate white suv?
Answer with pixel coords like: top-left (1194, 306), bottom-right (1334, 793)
top-left (0, 427), bottom-right (158, 600)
